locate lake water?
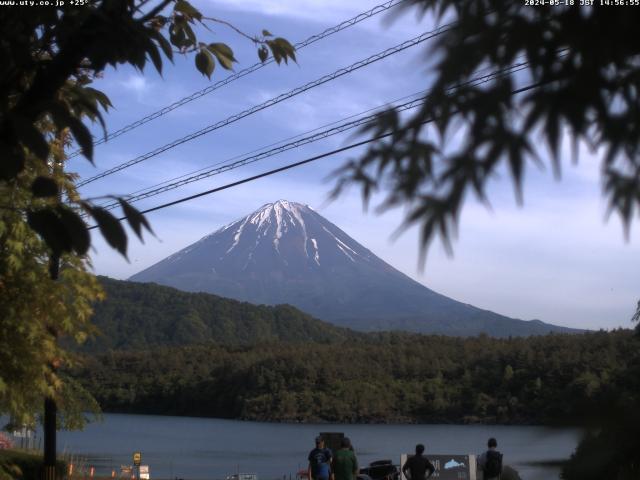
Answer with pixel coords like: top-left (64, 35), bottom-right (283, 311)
top-left (47, 414), bottom-right (581, 480)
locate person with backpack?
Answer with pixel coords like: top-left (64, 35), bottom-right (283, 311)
top-left (478, 438), bottom-right (503, 480)
top-left (308, 436), bottom-right (333, 480)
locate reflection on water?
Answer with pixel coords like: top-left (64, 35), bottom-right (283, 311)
top-left (52, 414), bottom-right (580, 480)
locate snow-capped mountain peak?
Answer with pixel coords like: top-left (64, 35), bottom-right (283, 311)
top-left (132, 200), bottom-right (386, 309)
top-left (200, 200), bottom-right (372, 268)
top-left (130, 200), bottom-right (578, 337)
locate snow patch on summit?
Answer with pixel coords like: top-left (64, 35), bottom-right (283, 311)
top-left (242, 200), bottom-right (312, 255)
top-left (310, 238), bottom-right (320, 265)
top-left (321, 225), bottom-right (361, 262)
top-left (202, 200), bottom-right (366, 268)
top-left (226, 217), bottom-right (250, 254)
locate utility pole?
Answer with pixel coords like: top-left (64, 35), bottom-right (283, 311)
top-left (43, 129), bottom-right (64, 480)
top-left (43, 244), bottom-right (60, 480)
top-left (43, 319), bottom-right (58, 480)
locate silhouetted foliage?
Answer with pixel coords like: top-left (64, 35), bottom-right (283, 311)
top-left (560, 335), bottom-right (640, 479)
top-left (329, 4), bottom-right (640, 476)
top-left (332, 1), bottom-right (640, 262)
top-left (0, 0), bottom-right (294, 425)
top-left (0, 0), bottom-right (295, 258)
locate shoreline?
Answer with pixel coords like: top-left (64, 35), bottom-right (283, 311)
top-left (87, 409), bottom-right (581, 429)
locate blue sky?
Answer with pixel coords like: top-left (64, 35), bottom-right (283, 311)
top-left (71, 0), bottom-right (639, 331)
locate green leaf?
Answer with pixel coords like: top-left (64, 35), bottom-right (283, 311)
top-left (67, 115), bottom-right (94, 162)
top-left (266, 41), bottom-right (282, 64)
top-left (262, 29), bottom-right (273, 37)
top-left (175, 0), bottom-right (202, 21)
top-left (195, 49), bottom-right (214, 79)
top-left (207, 43), bottom-right (236, 70)
top-left (0, 141), bottom-right (24, 181)
top-left (87, 206), bottom-right (128, 258)
top-left (118, 198), bottom-right (154, 241)
top-left (258, 46), bottom-right (268, 63)
top-left (57, 206), bottom-right (90, 256)
top-left (182, 23), bottom-right (197, 47)
top-left (27, 209), bottom-right (70, 255)
top-left (151, 30), bottom-right (174, 62)
top-left (10, 115), bottom-right (49, 161)
top-left (31, 177), bottom-right (59, 198)
top-left (146, 40), bottom-right (163, 74)
top-left (47, 97), bottom-right (101, 158)
top-left (169, 24), bottom-right (187, 49)
top-left (84, 87), bottom-right (113, 110)
top-left (270, 37), bottom-right (297, 64)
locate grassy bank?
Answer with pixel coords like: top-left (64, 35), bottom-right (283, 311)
top-left (0, 450), bottom-right (66, 480)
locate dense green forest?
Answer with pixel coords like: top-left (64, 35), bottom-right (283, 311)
top-left (73, 330), bottom-right (639, 425)
top-left (85, 277), bottom-right (355, 351)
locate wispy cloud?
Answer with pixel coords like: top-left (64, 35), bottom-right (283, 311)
top-left (120, 74), bottom-right (150, 93)
top-left (208, 0), bottom-right (377, 25)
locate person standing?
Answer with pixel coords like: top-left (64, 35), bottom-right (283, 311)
top-left (333, 437), bottom-right (358, 480)
top-left (308, 436), bottom-right (333, 480)
top-left (477, 438), bottom-right (503, 480)
top-left (401, 444), bottom-right (435, 480)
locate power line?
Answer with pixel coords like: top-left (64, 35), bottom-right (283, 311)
top-left (77, 22), bottom-right (457, 188)
top-left (106, 54), bottom-right (535, 202)
top-left (105, 90), bottom-right (427, 200)
top-left (67, 0), bottom-right (408, 159)
top-left (111, 88), bottom-right (433, 199)
top-left (97, 92), bottom-right (426, 210)
top-left (98, 61), bottom-right (531, 211)
top-left (89, 80), bottom-right (542, 229)
top-left (89, 135), bottom-right (387, 229)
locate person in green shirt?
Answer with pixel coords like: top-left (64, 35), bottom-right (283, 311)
top-left (332, 437), bottom-right (359, 480)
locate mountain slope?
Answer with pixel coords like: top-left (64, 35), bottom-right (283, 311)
top-left (130, 200), bottom-right (579, 337)
top-left (85, 276), bottom-right (354, 351)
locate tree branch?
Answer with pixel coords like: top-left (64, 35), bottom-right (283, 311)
top-left (202, 16), bottom-right (260, 44)
top-left (139, 0), bottom-right (174, 23)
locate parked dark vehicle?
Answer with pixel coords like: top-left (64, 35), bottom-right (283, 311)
top-left (359, 460), bottom-right (399, 480)
top-left (356, 474), bottom-right (373, 480)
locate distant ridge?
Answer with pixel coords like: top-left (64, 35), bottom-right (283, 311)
top-left (130, 200), bottom-right (581, 337)
top-left (86, 276), bottom-right (354, 351)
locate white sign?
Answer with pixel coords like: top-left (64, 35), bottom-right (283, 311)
top-left (139, 465), bottom-right (150, 480)
top-left (400, 453), bottom-right (476, 480)
top-left (12, 427), bottom-right (32, 438)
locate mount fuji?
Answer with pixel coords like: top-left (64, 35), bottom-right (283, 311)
top-left (129, 200), bottom-right (578, 336)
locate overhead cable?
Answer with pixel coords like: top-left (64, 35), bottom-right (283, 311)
top-left (67, 0), bottom-right (408, 159)
top-left (109, 53), bottom-right (536, 201)
top-left (77, 21), bottom-right (458, 188)
top-left (89, 80), bottom-right (544, 229)
top-left (98, 61), bottom-right (531, 211)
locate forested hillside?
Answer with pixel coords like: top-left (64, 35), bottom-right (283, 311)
top-left (86, 277), bottom-right (354, 351)
top-left (74, 330), bottom-right (639, 425)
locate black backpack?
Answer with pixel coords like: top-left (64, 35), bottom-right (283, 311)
top-left (484, 450), bottom-right (503, 478)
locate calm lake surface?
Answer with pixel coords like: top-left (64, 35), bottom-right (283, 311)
top-left (50, 414), bottom-right (581, 480)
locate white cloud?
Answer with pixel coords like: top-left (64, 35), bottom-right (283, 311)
top-left (207, 0), bottom-right (379, 24)
top-left (120, 74), bottom-right (150, 93)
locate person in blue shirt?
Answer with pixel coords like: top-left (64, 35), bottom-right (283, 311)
top-left (308, 436), bottom-right (333, 480)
